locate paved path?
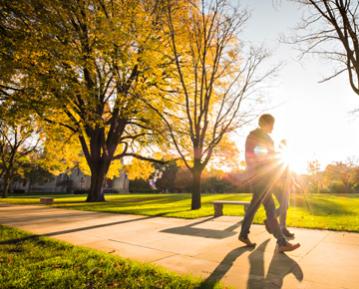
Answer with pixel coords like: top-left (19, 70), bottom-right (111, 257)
top-left (0, 203), bottom-right (358, 289)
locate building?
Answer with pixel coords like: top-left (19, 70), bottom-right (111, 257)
top-left (11, 167), bottom-right (129, 194)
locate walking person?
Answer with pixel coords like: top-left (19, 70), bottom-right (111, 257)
top-left (273, 139), bottom-right (296, 238)
top-left (238, 114), bottom-right (300, 252)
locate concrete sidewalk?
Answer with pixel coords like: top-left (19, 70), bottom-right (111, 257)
top-left (0, 204), bottom-right (358, 289)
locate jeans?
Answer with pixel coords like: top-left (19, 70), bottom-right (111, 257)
top-left (240, 176), bottom-right (287, 246)
top-left (274, 189), bottom-right (289, 229)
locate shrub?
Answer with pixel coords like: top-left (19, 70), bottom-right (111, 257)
top-left (129, 178), bottom-right (157, 193)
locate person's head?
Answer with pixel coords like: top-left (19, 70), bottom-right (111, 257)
top-left (258, 114), bottom-right (275, 133)
top-left (280, 139), bottom-right (287, 147)
top-left (279, 139), bottom-right (287, 150)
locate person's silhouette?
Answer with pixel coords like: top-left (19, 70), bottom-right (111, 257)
top-left (271, 139), bottom-right (296, 239)
top-left (238, 114), bottom-right (300, 252)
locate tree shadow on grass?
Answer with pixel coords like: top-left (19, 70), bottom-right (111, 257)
top-left (291, 196), bottom-right (354, 216)
top-left (53, 197), bottom-right (199, 217)
top-left (102, 207), bottom-right (193, 216)
top-left (1, 194), bottom-right (190, 207)
top-left (54, 195), bottom-right (190, 208)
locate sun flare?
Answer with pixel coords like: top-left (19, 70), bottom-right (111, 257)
top-left (278, 146), bottom-right (298, 172)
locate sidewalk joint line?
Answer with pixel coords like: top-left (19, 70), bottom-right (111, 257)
top-left (150, 254), bottom-right (179, 263)
top-left (300, 230), bottom-right (331, 259)
top-left (108, 238), bottom-right (179, 255)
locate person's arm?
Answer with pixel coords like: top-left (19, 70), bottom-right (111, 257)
top-left (245, 134), bottom-right (256, 168)
top-left (266, 136), bottom-right (279, 163)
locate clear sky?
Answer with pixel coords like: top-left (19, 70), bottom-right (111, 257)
top-left (233, 0), bottom-right (359, 173)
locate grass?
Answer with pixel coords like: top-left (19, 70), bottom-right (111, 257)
top-left (0, 225), bottom-right (221, 289)
top-left (1, 193), bottom-right (359, 232)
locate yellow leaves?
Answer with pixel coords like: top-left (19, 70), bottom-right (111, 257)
top-left (107, 159), bottom-right (123, 179)
top-left (207, 135), bottom-right (241, 172)
top-left (175, 158), bottom-right (191, 169)
top-left (124, 157), bottom-right (154, 180)
top-left (41, 121), bottom-right (84, 176)
top-left (78, 155), bottom-right (91, 177)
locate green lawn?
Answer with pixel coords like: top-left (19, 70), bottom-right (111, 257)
top-left (1, 193), bottom-right (359, 232)
top-left (0, 225), bottom-right (221, 289)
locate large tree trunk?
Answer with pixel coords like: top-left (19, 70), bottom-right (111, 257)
top-left (2, 174), bottom-right (10, 198)
top-left (87, 168), bottom-right (106, 202)
top-left (87, 164), bottom-right (107, 202)
top-left (81, 120), bottom-right (126, 203)
top-left (1, 183), bottom-right (9, 198)
top-left (191, 167), bottom-right (202, 210)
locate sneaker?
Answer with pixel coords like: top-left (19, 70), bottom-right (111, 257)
top-left (278, 242), bottom-right (300, 253)
top-left (238, 235), bottom-right (256, 247)
top-left (281, 228), bottom-right (295, 239)
top-left (264, 219), bottom-right (273, 234)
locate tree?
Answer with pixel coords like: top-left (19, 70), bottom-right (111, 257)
top-left (293, 0), bottom-right (359, 95)
top-left (21, 159), bottom-right (54, 193)
top-left (144, 0), bottom-right (274, 209)
top-left (0, 0), bottom-right (170, 201)
top-left (205, 134), bottom-right (241, 172)
top-left (0, 103), bottom-right (40, 197)
top-left (154, 161), bottom-right (178, 192)
top-left (323, 158), bottom-right (359, 193)
top-left (307, 159), bottom-right (322, 192)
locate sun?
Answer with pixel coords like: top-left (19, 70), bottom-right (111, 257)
top-left (277, 144), bottom-right (298, 172)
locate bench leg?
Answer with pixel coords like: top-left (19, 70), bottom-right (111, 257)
top-left (214, 203), bottom-right (223, 217)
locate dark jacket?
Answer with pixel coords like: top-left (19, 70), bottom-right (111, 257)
top-left (244, 128), bottom-right (278, 183)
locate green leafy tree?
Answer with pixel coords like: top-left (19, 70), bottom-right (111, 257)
top-left (154, 161), bottom-right (178, 192)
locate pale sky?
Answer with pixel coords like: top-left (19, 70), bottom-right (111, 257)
top-left (233, 0), bottom-right (359, 173)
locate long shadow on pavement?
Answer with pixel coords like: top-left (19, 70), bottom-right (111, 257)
top-left (247, 240), bottom-right (303, 289)
top-left (202, 240), bottom-right (303, 289)
top-left (161, 217), bottom-right (242, 239)
top-left (0, 215), bottom-right (158, 245)
top-left (202, 245), bottom-right (255, 288)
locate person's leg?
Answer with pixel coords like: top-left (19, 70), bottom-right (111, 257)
top-left (262, 192), bottom-right (300, 252)
top-left (273, 184), bottom-right (292, 228)
top-left (279, 190), bottom-right (289, 229)
top-left (264, 187), bottom-right (281, 234)
top-left (273, 188), bottom-right (282, 218)
top-left (241, 173), bottom-right (281, 238)
top-left (262, 192), bottom-right (287, 246)
top-left (279, 189), bottom-right (295, 238)
top-left (273, 187), bottom-right (287, 228)
top-left (239, 184), bottom-right (263, 238)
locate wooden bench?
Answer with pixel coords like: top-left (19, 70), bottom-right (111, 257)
top-left (40, 197), bottom-right (54, 204)
top-left (213, 200), bottom-right (250, 217)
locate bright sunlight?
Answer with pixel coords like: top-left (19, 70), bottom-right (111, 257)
top-left (277, 140), bottom-right (299, 173)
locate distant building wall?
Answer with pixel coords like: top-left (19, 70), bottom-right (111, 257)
top-left (111, 171), bottom-right (129, 193)
top-left (9, 167), bottom-right (129, 194)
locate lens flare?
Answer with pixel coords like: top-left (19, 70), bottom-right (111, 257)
top-left (278, 145), bottom-right (295, 169)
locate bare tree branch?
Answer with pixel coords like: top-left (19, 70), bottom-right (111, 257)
top-left (292, 0), bottom-right (359, 94)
